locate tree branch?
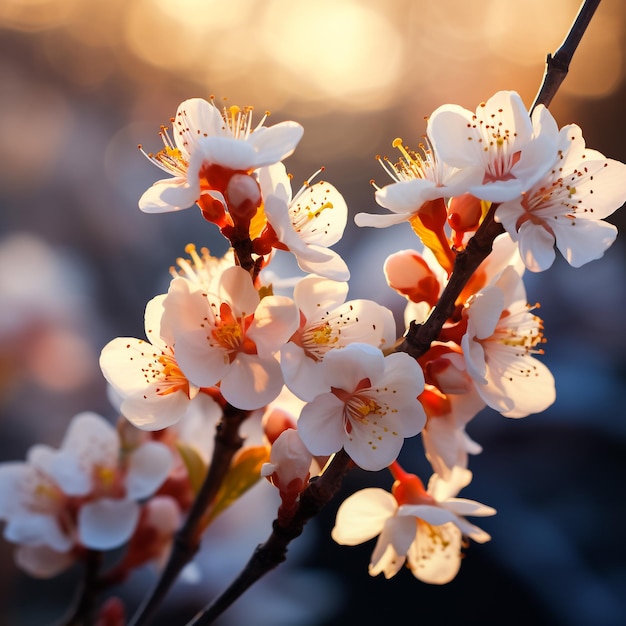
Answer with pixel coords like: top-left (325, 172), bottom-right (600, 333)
top-left (530, 0), bottom-right (602, 113)
top-left (186, 450), bottom-right (353, 626)
top-left (129, 404), bottom-right (250, 626)
top-left (396, 206), bottom-right (504, 359)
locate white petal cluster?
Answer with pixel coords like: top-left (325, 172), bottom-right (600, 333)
top-left (0, 413), bottom-right (172, 577)
top-left (332, 467), bottom-right (494, 584)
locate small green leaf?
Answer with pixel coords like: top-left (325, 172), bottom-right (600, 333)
top-left (203, 445), bottom-right (271, 526)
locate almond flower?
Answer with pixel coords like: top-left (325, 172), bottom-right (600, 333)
top-left (297, 343), bottom-right (426, 471)
top-left (100, 294), bottom-right (204, 430)
top-left (427, 90), bottom-right (559, 203)
top-left (496, 123), bottom-right (626, 271)
top-left (139, 97), bottom-right (303, 214)
top-left (355, 136), bottom-right (482, 228)
top-left (331, 465), bottom-right (494, 584)
top-left (161, 266), bottom-right (299, 410)
top-left (0, 412), bottom-right (172, 577)
top-left (281, 274), bottom-right (396, 401)
top-left (258, 162), bottom-right (350, 281)
top-left (461, 265), bottom-right (555, 417)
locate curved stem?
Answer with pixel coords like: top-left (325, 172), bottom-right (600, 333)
top-left (531, 0), bottom-right (602, 112)
top-left (186, 450), bottom-right (352, 626)
top-left (129, 404), bottom-right (249, 626)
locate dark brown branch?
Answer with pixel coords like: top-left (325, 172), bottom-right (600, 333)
top-left (129, 404), bottom-right (249, 626)
top-left (396, 206), bottom-right (504, 359)
top-left (531, 0), bottom-right (602, 112)
top-left (186, 450), bottom-right (353, 626)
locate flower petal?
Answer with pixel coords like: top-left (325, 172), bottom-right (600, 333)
top-left (78, 499), bottom-right (140, 550)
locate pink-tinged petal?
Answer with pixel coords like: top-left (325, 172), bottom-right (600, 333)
top-left (369, 537), bottom-right (405, 579)
top-left (247, 121), bottom-right (304, 167)
top-left (331, 487), bottom-right (397, 545)
top-left (454, 517), bottom-right (492, 543)
top-left (427, 104), bottom-right (479, 169)
top-left (408, 522), bottom-right (462, 584)
top-left (58, 412), bottom-right (118, 468)
top-left (443, 498), bottom-right (496, 517)
top-left (257, 162), bottom-right (293, 204)
top-left (553, 219), bottom-right (617, 268)
top-left (494, 198), bottom-right (525, 235)
top-left (15, 544), bottom-right (75, 578)
top-left (516, 221), bottom-right (556, 272)
top-left (466, 287), bottom-right (504, 340)
top-left (139, 178), bottom-right (200, 213)
top-left (0, 463), bottom-right (27, 518)
top-left (144, 294), bottom-right (170, 350)
top-left (398, 504), bottom-right (459, 526)
top-left (531, 104), bottom-right (559, 144)
top-left (296, 247), bottom-right (350, 282)
top-left (469, 178), bottom-right (525, 203)
top-left (220, 354), bottom-right (284, 410)
top-left (144, 496), bottom-right (182, 534)
top-left (173, 329), bottom-right (227, 388)
top-left (126, 442), bottom-right (173, 500)
top-left (369, 515), bottom-right (416, 578)
top-left (428, 466), bottom-right (471, 501)
top-left (511, 132), bottom-right (559, 191)
top-left (215, 266), bottom-right (259, 316)
top-left (174, 98), bottom-right (223, 149)
top-left (375, 178), bottom-right (439, 213)
top-left (294, 181), bottom-right (348, 247)
top-left (196, 135), bottom-right (258, 171)
top-left (567, 158), bottom-right (626, 219)
top-left (461, 331), bottom-right (487, 383)
top-left (100, 337), bottom-right (165, 396)
top-left (120, 389), bottom-right (191, 431)
top-left (344, 418), bottom-right (406, 471)
top-left (78, 499), bottom-right (140, 550)
top-left (280, 342), bottom-right (328, 402)
top-left (248, 295), bottom-right (299, 357)
top-left (294, 275), bottom-right (349, 321)
top-left (298, 393), bottom-right (347, 456)
top-left (377, 352), bottom-right (425, 405)
top-left (477, 342), bottom-right (553, 417)
top-left (5, 513), bottom-right (73, 552)
top-left (322, 344), bottom-right (385, 393)
top-left (354, 210), bottom-right (411, 228)
top-left (48, 453), bottom-right (90, 497)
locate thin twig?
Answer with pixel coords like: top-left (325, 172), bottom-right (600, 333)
top-left (186, 450), bottom-right (353, 626)
top-left (129, 404), bottom-right (249, 626)
top-left (531, 0), bottom-right (602, 113)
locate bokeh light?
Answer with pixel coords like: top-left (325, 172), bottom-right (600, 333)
top-left (1, 0), bottom-right (626, 624)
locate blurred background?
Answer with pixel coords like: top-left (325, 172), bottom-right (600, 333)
top-left (1, 0), bottom-right (625, 624)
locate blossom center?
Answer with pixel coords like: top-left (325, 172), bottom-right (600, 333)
top-left (155, 352), bottom-right (190, 397)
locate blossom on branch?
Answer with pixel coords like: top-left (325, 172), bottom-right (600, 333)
top-left (161, 266), bottom-right (300, 410)
top-left (461, 265), bottom-right (555, 417)
top-left (138, 97), bottom-right (303, 218)
top-left (100, 294), bottom-right (207, 430)
top-left (496, 123), bottom-right (626, 271)
top-left (427, 90), bottom-right (559, 203)
top-left (281, 274), bottom-right (396, 401)
top-left (332, 465), bottom-right (494, 584)
top-left (0, 412), bottom-right (172, 577)
top-left (297, 343), bottom-right (426, 471)
top-left (257, 163), bottom-right (350, 280)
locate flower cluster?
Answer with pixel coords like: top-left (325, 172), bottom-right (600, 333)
top-left (1, 87), bottom-right (624, 620)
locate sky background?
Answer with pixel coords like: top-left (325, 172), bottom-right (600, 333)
top-left (1, 1), bottom-right (625, 624)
